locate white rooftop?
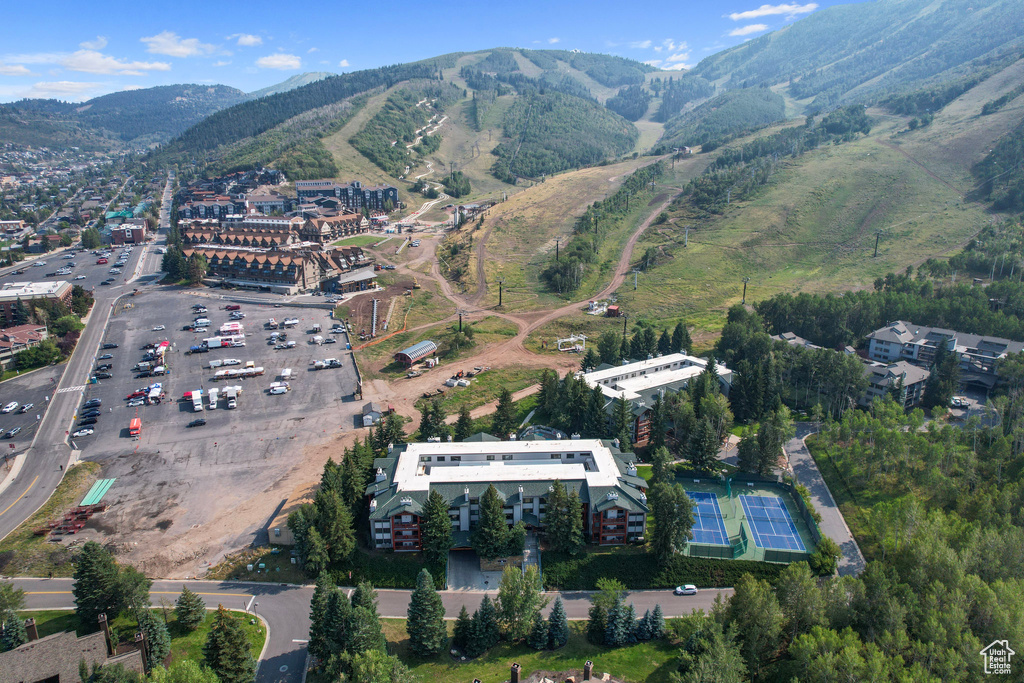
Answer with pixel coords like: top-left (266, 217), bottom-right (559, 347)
top-left (392, 439), bottom-right (623, 492)
top-left (0, 281), bottom-right (70, 300)
top-left (583, 353), bottom-right (731, 401)
top-left (593, 365), bottom-right (707, 401)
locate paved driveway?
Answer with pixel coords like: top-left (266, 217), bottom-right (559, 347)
top-left (786, 423), bottom-right (866, 576)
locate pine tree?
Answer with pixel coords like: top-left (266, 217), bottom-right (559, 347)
top-left (650, 482), bottom-right (695, 565)
top-left (476, 595), bottom-right (500, 649)
top-left (323, 588), bottom-right (352, 657)
top-left (604, 603), bottom-right (628, 646)
top-left (174, 585), bottom-right (206, 631)
top-left (454, 406), bottom-right (474, 441)
top-left (453, 605), bottom-right (472, 652)
top-left (612, 394), bottom-right (633, 446)
top-left (650, 446), bottom-right (673, 485)
top-left (491, 387), bottom-right (518, 439)
top-left (623, 603), bottom-right (639, 643)
top-left (587, 604), bottom-right (607, 645)
top-left (305, 527), bottom-right (330, 575)
top-left (545, 479), bottom-right (570, 552)
top-left (658, 329), bottom-right (673, 356)
top-left (651, 604), bottom-right (665, 639)
top-left (472, 484), bottom-right (510, 560)
top-left (407, 569), bottom-right (447, 656)
top-left (137, 610), bottom-right (171, 670)
top-left (580, 348), bottom-right (600, 372)
top-left (203, 606), bottom-right (256, 683)
top-left (72, 540), bottom-right (121, 627)
top-left (583, 386), bottom-right (607, 437)
top-left (672, 322), bottom-right (692, 355)
top-left (736, 432), bottom-right (761, 474)
top-left (308, 574), bottom-right (336, 662)
top-left (527, 612), bottom-right (549, 650)
top-left (636, 609), bottom-right (652, 641)
top-left (0, 609), bottom-right (27, 652)
top-left (348, 605), bottom-right (387, 654)
top-left (565, 489), bottom-right (584, 554)
top-left (314, 489), bottom-right (356, 562)
top-left (649, 393), bottom-right (666, 450)
top-left (351, 581), bottom-right (379, 614)
top-left (547, 597), bottom-right (569, 649)
top-left (686, 417), bottom-right (719, 472)
top-left (598, 331), bottom-right (620, 364)
top-left (421, 489), bottom-right (454, 572)
top-left (620, 335), bottom-right (630, 362)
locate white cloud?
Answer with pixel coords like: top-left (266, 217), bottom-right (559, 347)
top-left (256, 53), bottom-right (301, 70)
top-left (232, 33), bottom-right (263, 47)
top-left (213, 60), bottom-right (231, 67)
top-left (662, 62), bottom-right (691, 71)
top-left (63, 50), bottom-right (170, 75)
top-left (140, 31), bottom-right (215, 57)
top-left (548, 37), bottom-right (560, 44)
top-left (338, 59), bottom-right (350, 68)
top-left (728, 3), bottom-right (818, 20)
top-left (667, 51), bottom-right (691, 63)
top-left (645, 59), bottom-right (663, 68)
top-left (121, 85), bottom-right (144, 91)
top-left (729, 23), bottom-right (770, 36)
top-left (659, 39), bottom-right (686, 53)
top-left (307, 47), bottom-right (318, 53)
top-left (0, 63), bottom-right (32, 76)
top-left (25, 81), bottom-right (102, 100)
top-left (629, 40), bottom-right (652, 49)
top-left (79, 36), bottom-right (107, 50)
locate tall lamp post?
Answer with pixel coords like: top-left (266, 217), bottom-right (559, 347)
top-left (497, 276), bottom-right (505, 307)
top-left (741, 276), bottom-right (750, 305)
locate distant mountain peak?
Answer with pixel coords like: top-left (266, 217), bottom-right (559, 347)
top-left (247, 72), bottom-right (335, 100)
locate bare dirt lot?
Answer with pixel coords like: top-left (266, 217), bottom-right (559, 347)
top-left (57, 290), bottom-right (366, 578)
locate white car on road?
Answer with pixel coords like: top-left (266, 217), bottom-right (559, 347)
top-left (674, 585), bottom-right (698, 596)
top-left (75, 275), bottom-right (87, 280)
top-left (153, 325), bottom-right (165, 331)
top-left (1, 402), bottom-right (18, 413)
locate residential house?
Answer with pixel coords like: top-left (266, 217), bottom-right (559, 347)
top-left (0, 324), bottom-right (48, 368)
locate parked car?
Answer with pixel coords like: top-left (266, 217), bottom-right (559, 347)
top-left (194, 327), bottom-right (208, 333)
top-left (102, 343), bottom-right (118, 349)
top-left (674, 585), bottom-right (698, 596)
top-left (1, 402), bottom-right (18, 414)
top-left (83, 399), bottom-right (102, 408)
top-left (72, 428), bottom-right (94, 437)
top-left (126, 391), bottom-right (145, 400)
top-left (75, 275), bottom-right (87, 280)
top-left (225, 304), bottom-right (241, 311)
top-left (98, 354), bottom-right (113, 360)
top-left (223, 359), bottom-right (241, 366)
top-left (96, 363), bottom-right (113, 371)
top-left (187, 419), bottom-right (207, 428)
top-left (80, 410), bottom-right (102, 418)
top-left (324, 338), bottom-right (337, 344)
top-left (99, 280), bottom-right (112, 285)
top-left (93, 372), bottom-right (113, 380)
top-left (77, 418), bottom-right (97, 426)
top-left (4, 427), bottom-right (21, 438)
top-left (127, 399), bottom-right (145, 407)
top-left (152, 325), bottom-right (165, 331)
top-left (18, 403), bottom-right (34, 413)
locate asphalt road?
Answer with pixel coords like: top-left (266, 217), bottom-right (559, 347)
top-left (0, 176), bottom-right (170, 542)
top-left (13, 577), bottom-right (732, 683)
top-left (786, 423), bottom-right (867, 576)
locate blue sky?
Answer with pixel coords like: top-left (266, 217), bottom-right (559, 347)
top-left (0, 0), bottom-right (866, 102)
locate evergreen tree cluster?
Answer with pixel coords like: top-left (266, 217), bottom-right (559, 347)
top-left (587, 579), bottom-right (665, 647)
top-left (471, 484), bottom-right (526, 560)
top-left (73, 541), bottom-right (153, 628)
top-left (308, 575), bottom-right (402, 680)
top-left (202, 606), bottom-right (256, 683)
top-left (442, 170), bottom-right (471, 198)
top-left (605, 85), bottom-right (652, 122)
top-left (287, 423), bottom-right (403, 574)
top-left (452, 595), bottom-right (500, 658)
top-left (653, 75), bottom-right (716, 123)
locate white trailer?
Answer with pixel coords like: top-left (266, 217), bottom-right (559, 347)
top-left (208, 388), bottom-right (219, 410)
top-left (191, 389), bottom-right (204, 412)
top-left (224, 385), bottom-right (241, 409)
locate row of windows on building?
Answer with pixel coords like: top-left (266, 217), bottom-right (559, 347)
top-left (420, 453), bottom-right (588, 462)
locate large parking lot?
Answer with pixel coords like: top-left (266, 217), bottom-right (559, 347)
top-left (63, 288), bottom-right (364, 575)
top-left (0, 365), bottom-right (63, 460)
top-left (0, 244), bottom-right (143, 293)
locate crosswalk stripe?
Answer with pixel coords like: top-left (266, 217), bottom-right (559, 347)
top-left (57, 385), bottom-right (86, 394)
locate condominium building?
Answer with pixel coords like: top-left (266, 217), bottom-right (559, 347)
top-left (294, 179), bottom-right (399, 212)
top-left (0, 281), bottom-right (73, 322)
top-left (582, 354), bottom-right (733, 446)
top-left (366, 437), bottom-right (649, 551)
top-left (866, 320), bottom-right (1024, 389)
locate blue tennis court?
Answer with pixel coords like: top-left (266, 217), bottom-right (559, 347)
top-left (686, 491), bottom-right (729, 545)
top-left (739, 494), bottom-right (805, 551)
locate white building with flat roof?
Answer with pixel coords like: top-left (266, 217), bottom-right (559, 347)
top-left (367, 437), bottom-right (649, 550)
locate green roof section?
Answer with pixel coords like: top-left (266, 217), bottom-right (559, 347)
top-left (81, 478), bottom-right (116, 506)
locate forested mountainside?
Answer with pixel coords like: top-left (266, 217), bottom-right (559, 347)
top-left (657, 88), bottom-right (787, 152)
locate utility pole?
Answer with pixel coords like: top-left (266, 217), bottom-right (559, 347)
top-left (874, 230), bottom-right (882, 257)
top-left (684, 225), bottom-right (689, 247)
top-left (741, 276), bottom-right (750, 305)
top-left (632, 268), bottom-right (640, 291)
top-left (456, 309), bottom-right (468, 332)
top-left (555, 239), bottom-right (559, 262)
top-left (497, 277), bottom-right (505, 307)
top-left (621, 314), bottom-right (629, 343)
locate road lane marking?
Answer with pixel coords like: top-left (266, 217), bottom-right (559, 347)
top-left (26, 590), bottom-right (252, 598)
top-left (57, 385), bottom-right (86, 394)
top-left (0, 476), bottom-right (38, 516)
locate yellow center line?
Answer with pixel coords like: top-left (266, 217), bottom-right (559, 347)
top-left (27, 590), bottom-right (252, 598)
top-left (0, 476), bottom-right (38, 517)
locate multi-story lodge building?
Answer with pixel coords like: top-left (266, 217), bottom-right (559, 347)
top-left (294, 179), bottom-right (399, 212)
top-left (866, 320), bottom-right (1024, 390)
top-left (366, 437), bottom-right (649, 551)
top-left (0, 281), bottom-right (73, 323)
top-left (179, 196), bottom-right (239, 220)
top-left (182, 245), bottom-right (374, 295)
top-left (581, 354), bottom-right (733, 446)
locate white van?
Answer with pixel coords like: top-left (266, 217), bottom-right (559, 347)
top-left (194, 318), bottom-right (211, 326)
top-left (281, 368), bottom-right (292, 380)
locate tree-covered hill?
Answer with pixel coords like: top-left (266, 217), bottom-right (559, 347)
top-left (657, 88), bottom-right (786, 151)
top-left (689, 0), bottom-right (1024, 108)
